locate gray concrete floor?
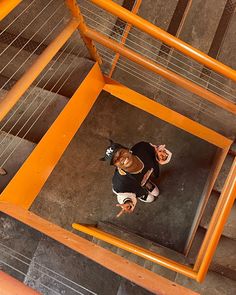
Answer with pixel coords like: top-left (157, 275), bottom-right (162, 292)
top-left (30, 90), bottom-right (217, 253)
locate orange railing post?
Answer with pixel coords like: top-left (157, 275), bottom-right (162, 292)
top-left (66, 0), bottom-right (102, 64)
top-left (90, 0), bottom-right (236, 82)
top-left (108, 0), bottom-right (142, 78)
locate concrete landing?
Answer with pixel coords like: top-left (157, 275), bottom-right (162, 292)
top-left (30, 91), bottom-right (217, 253)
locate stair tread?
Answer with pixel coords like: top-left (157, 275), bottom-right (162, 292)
top-left (200, 190), bottom-right (236, 240)
top-left (214, 155), bottom-right (234, 192)
top-left (0, 131), bottom-right (36, 193)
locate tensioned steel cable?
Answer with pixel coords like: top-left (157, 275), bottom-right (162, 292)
top-left (0, 37), bottom-right (76, 134)
top-left (0, 245), bottom-right (96, 294)
top-left (0, 4), bottom-right (65, 90)
top-left (98, 48), bottom-right (217, 117)
top-left (100, 54), bottom-right (232, 129)
top-left (83, 12), bottom-right (236, 103)
top-left (0, 241), bottom-right (97, 295)
top-left (0, 47), bottom-right (86, 167)
top-left (0, 17), bottom-right (68, 147)
top-left (0, 0), bottom-right (56, 60)
top-left (99, 47), bottom-right (232, 124)
top-left (80, 3), bottom-right (236, 101)
top-left (0, 0), bottom-right (38, 38)
top-left (0, 43), bottom-right (85, 160)
top-left (81, 0), bottom-right (236, 91)
top-left (0, 38), bottom-right (79, 146)
top-left (0, 15), bottom-right (65, 93)
top-left (92, 27), bottom-right (226, 114)
top-left (0, 259), bottom-right (62, 295)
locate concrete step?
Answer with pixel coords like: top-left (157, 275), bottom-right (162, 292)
top-left (0, 131), bottom-right (36, 193)
top-left (200, 190), bottom-right (236, 240)
top-left (143, 243), bottom-right (187, 281)
top-left (24, 235), bottom-right (146, 295)
top-left (214, 153), bottom-right (235, 192)
top-left (97, 221), bottom-right (188, 280)
top-left (0, 87), bottom-right (68, 144)
top-left (0, 213), bottom-right (42, 282)
top-left (0, 41), bottom-right (94, 98)
top-left (188, 226), bottom-right (236, 281)
top-left (175, 270), bottom-right (236, 295)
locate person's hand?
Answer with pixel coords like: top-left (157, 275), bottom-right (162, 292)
top-left (155, 145), bottom-right (172, 165)
top-left (116, 201), bottom-right (135, 218)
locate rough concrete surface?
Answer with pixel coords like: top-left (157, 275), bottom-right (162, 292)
top-left (30, 90), bottom-right (217, 253)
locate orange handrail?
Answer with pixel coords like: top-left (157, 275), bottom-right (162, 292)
top-left (84, 27), bottom-right (236, 115)
top-left (196, 157), bottom-right (236, 282)
top-left (0, 0), bottom-right (22, 20)
top-left (72, 223), bottom-right (197, 280)
top-left (90, 0), bottom-right (236, 82)
top-left (0, 203), bottom-right (199, 295)
top-left (0, 19), bottom-right (79, 122)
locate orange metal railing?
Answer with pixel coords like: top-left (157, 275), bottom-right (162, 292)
top-left (0, 0), bottom-right (22, 20)
top-left (73, 153), bottom-right (236, 283)
top-left (90, 0), bottom-right (236, 83)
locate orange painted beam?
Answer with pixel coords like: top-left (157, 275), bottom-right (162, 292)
top-left (0, 203), bottom-right (199, 295)
top-left (84, 28), bottom-right (236, 115)
top-left (73, 223), bottom-right (197, 279)
top-left (0, 63), bottom-right (104, 209)
top-left (0, 18), bottom-right (79, 122)
top-left (197, 158), bottom-right (236, 282)
top-left (0, 271), bottom-right (40, 295)
top-left (91, 0), bottom-right (236, 82)
top-left (108, 0), bottom-right (142, 78)
top-left (103, 77), bottom-right (232, 149)
top-left (0, 0), bottom-right (22, 20)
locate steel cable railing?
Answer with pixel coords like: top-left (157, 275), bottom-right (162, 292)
top-left (98, 47), bottom-right (236, 130)
top-left (0, 37), bottom-right (75, 135)
top-left (97, 46), bottom-right (218, 117)
top-left (0, 0), bottom-right (38, 38)
top-left (0, 0), bottom-right (56, 60)
top-left (0, 241), bottom-right (97, 295)
top-left (0, 20), bottom-right (75, 150)
top-left (79, 0), bottom-right (236, 102)
top-left (0, 45), bottom-right (86, 168)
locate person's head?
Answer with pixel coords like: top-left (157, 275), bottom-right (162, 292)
top-left (100, 140), bottom-right (134, 170)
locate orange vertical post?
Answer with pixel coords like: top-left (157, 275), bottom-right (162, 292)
top-left (66, 0), bottom-right (102, 64)
top-left (108, 0), bottom-right (142, 77)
